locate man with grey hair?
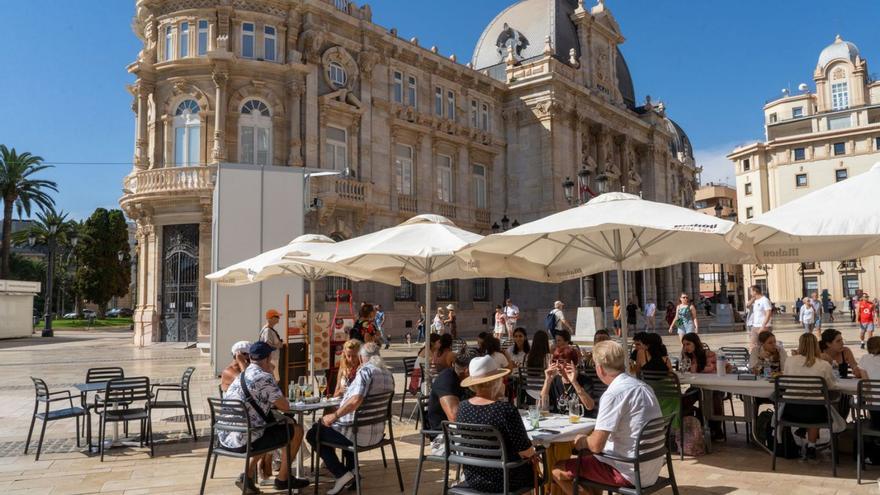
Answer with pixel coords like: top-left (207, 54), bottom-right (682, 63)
top-left (306, 342), bottom-right (394, 494)
top-left (550, 300), bottom-right (574, 338)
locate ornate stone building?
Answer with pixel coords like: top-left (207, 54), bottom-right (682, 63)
top-left (121, 0), bottom-right (699, 346)
top-left (729, 35), bottom-right (880, 309)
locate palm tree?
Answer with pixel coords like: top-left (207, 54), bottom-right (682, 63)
top-left (0, 145), bottom-right (57, 279)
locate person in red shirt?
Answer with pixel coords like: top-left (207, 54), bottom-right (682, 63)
top-left (858, 293), bottom-right (877, 350)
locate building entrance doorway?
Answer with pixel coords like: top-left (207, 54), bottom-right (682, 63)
top-left (160, 224), bottom-right (199, 343)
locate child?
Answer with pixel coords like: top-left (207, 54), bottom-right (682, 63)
top-left (493, 305), bottom-right (506, 339)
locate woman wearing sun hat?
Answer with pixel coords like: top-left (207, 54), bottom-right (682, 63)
top-left (443, 304), bottom-right (458, 338)
top-left (454, 355), bottom-right (538, 493)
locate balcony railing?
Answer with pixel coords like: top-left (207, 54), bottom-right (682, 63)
top-left (315, 176), bottom-right (371, 207)
top-left (475, 208), bottom-right (491, 225)
top-left (436, 202), bottom-right (456, 219)
top-left (398, 194), bottom-right (418, 213)
top-left (123, 166), bottom-right (215, 195)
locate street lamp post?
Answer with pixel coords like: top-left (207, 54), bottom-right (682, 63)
top-left (492, 216), bottom-right (519, 300)
top-left (43, 224), bottom-right (58, 337)
top-left (714, 203), bottom-right (728, 304)
top-left (562, 170), bottom-right (606, 307)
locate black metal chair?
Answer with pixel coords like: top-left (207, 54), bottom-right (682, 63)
top-left (399, 357), bottom-right (420, 422)
top-left (573, 415), bottom-right (679, 495)
top-left (441, 421), bottom-right (547, 495)
top-left (413, 393), bottom-right (445, 495)
top-left (582, 366), bottom-right (609, 404)
top-left (200, 398), bottom-right (293, 495)
top-left (95, 376), bottom-right (154, 461)
top-left (150, 366), bottom-right (197, 440)
top-left (719, 347), bottom-right (750, 372)
top-left (24, 377), bottom-right (89, 460)
top-left (83, 367), bottom-right (126, 438)
top-left (855, 379), bottom-right (880, 483)
top-left (639, 371), bottom-right (686, 460)
top-left (314, 390), bottom-right (403, 495)
top-left (517, 366), bottom-right (546, 407)
top-left (451, 338), bottom-right (468, 354)
top-left (771, 376), bottom-right (839, 477)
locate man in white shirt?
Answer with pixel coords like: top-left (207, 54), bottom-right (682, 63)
top-left (503, 298), bottom-right (520, 340)
top-left (551, 300), bottom-right (574, 338)
top-left (809, 292), bottom-right (824, 332)
top-left (551, 341), bottom-right (663, 493)
top-left (748, 285), bottom-right (773, 350)
top-left (644, 300), bottom-right (657, 332)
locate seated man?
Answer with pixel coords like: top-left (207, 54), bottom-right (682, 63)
top-left (220, 340), bottom-right (250, 393)
top-left (306, 342), bottom-right (395, 495)
top-left (552, 341), bottom-right (663, 495)
top-left (426, 353), bottom-right (471, 433)
top-left (221, 342), bottom-right (309, 493)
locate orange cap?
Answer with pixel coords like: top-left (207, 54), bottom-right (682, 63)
top-left (266, 309), bottom-right (282, 319)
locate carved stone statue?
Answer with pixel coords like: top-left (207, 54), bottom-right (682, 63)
top-left (495, 23), bottom-right (529, 60)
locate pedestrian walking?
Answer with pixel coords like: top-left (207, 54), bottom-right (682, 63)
top-left (503, 298), bottom-right (520, 340)
top-left (546, 300), bottom-right (573, 339)
top-left (432, 306), bottom-right (446, 335)
top-left (612, 299), bottom-right (622, 337)
top-left (794, 298), bottom-right (804, 323)
top-left (747, 285), bottom-right (773, 350)
top-left (799, 297), bottom-right (816, 335)
top-left (444, 304), bottom-right (458, 339)
top-left (259, 309), bottom-right (284, 381)
top-left (644, 300), bottom-right (656, 332)
top-left (493, 305), bottom-right (507, 339)
top-left (668, 293), bottom-right (698, 342)
top-left (375, 304), bottom-right (389, 349)
top-left (810, 292), bottom-right (823, 332)
top-left (416, 305), bottom-right (426, 343)
top-left (664, 301), bottom-right (676, 328)
top-left (851, 294), bottom-right (859, 322)
top-left (626, 298), bottom-right (639, 332)
top-left (858, 293), bottom-right (877, 350)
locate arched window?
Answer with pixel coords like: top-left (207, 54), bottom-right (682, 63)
top-left (173, 99), bottom-right (201, 166)
top-left (239, 100), bottom-right (272, 165)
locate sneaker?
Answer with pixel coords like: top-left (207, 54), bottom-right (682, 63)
top-left (273, 477), bottom-right (310, 490)
top-left (346, 473), bottom-right (363, 491)
top-left (235, 474), bottom-right (262, 494)
top-left (327, 471), bottom-right (355, 495)
top-left (806, 445), bottom-right (817, 461)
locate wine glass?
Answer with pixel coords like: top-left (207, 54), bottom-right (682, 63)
top-left (296, 376), bottom-right (306, 402)
top-left (316, 375), bottom-right (327, 400)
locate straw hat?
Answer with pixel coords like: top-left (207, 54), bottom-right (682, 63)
top-left (461, 355), bottom-right (511, 387)
top-left (446, 304), bottom-right (456, 311)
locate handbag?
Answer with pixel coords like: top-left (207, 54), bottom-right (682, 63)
top-left (239, 373), bottom-right (286, 426)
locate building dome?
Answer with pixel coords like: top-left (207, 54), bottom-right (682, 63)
top-left (817, 35), bottom-right (860, 68)
top-left (665, 117), bottom-right (693, 161)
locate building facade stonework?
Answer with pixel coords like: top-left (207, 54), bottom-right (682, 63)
top-left (729, 35), bottom-right (880, 310)
top-left (121, 0), bottom-right (699, 346)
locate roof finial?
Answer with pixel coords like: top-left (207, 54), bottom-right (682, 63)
top-left (543, 35), bottom-right (553, 56)
top-left (505, 45), bottom-right (516, 66)
top-left (835, 34), bottom-right (843, 43)
top-left (569, 48), bottom-right (579, 67)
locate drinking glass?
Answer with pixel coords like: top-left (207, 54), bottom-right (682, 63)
top-left (296, 376), bottom-right (306, 402)
top-left (316, 375), bottom-right (327, 400)
top-left (527, 404), bottom-right (541, 429)
top-left (538, 398), bottom-right (550, 417)
top-left (568, 399), bottom-right (583, 424)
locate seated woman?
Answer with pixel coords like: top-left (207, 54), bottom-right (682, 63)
top-left (525, 330), bottom-right (552, 370)
top-left (431, 334), bottom-right (456, 373)
top-left (784, 333), bottom-right (836, 460)
top-left (749, 331), bottom-right (786, 374)
top-left (553, 329), bottom-right (580, 366)
top-left (509, 327), bottom-right (530, 368)
top-left (680, 333), bottom-right (728, 441)
top-left (478, 332), bottom-right (515, 371)
top-left (416, 334), bottom-right (440, 369)
top-left (630, 332), bottom-right (672, 375)
top-left (333, 340), bottom-right (362, 398)
top-left (819, 328), bottom-right (861, 378)
top-left (540, 360), bottom-right (595, 416)
top-left (455, 356), bottom-right (539, 494)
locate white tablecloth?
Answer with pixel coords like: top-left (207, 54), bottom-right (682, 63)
top-left (522, 414), bottom-right (595, 446)
top-left (678, 373), bottom-right (860, 397)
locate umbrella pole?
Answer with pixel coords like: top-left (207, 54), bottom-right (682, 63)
top-left (309, 278), bottom-right (316, 389)
top-left (617, 263), bottom-right (629, 370)
top-left (424, 271), bottom-right (432, 395)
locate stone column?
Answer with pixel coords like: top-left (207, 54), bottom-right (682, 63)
top-left (287, 78), bottom-right (304, 166)
top-left (304, 66), bottom-right (319, 167)
top-left (134, 82), bottom-right (153, 170)
top-left (198, 209), bottom-right (212, 341)
top-left (211, 70), bottom-right (228, 164)
top-left (135, 223), bottom-right (160, 345)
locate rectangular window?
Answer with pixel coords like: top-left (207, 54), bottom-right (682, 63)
top-left (843, 274), bottom-right (859, 298)
top-left (768, 113), bottom-right (777, 123)
top-left (470, 100), bottom-right (478, 127)
top-left (197, 20), bottom-right (209, 55)
top-left (187, 126), bottom-right (200, 166)
top-left (836, 169), bottom-right (848, 182)
top-left (743, 158), bottom-right (750, 171)
top-left (165, 25), bottom-right (174, 61)
top-left (803, 276), bottom-right (818, 297)
top-left (434, 87), bottom-right (443, 116)
top-left (472, 278), bottom-right (489, 301)
top-left (406, 75), bottom-right (417, 108)
top-left (240, 126), bottom-right (254, 164)
top-left (392, 71), bottom-right (403, 103)
top-left (793, 147), bottom-right (805, 161)
top-left (481, 103), bottom-right (490, 131)
top-left (434, 280), bottom-right (455, 301)
top-left (472, 164), bottom-right (487, 209)
top-left (256, 127), bottom-right (269, 165)
top-left (744, 183), bottom-right (752, 195)
top-left (447, 90), bottom-right (455, 121)
top-left (831, 81), bottom-right (849, 110)
top-left (876, 137), bottom-right (880, 150)
top-left (792, 106), bottom-right (803, 118)
top-left (324, 126), bottom-right (347, 171)
top-left (437, 155), bottom-right (453, 202)
top-left (324, 276), bottom-right (351, 301)
top-left (241, 22), bottom-right (255, 59)
top-left (755, 279), bottom-right (768, 299)
top-left (796, 173), bottom-right (808, 187)
top-left (394, 144), bottom-right (413, 196)
top-left (394, 279), bottom-right (415, 301)
top-left (833, 142), bottom-right (846, 156)
top-left (746, 207), bottom-right (754, 219)
top-left (179, 22), bottom-right (189, 57)
top-left (263, 26), bottom-right (276, 61)
top-left (828, 115), bottom-right (852, 130)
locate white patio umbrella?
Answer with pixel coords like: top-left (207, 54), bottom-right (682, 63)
top-left (460, 192), bottom-right (752, 359)
top-left (207, 234), bottom-right (401, 386)
top-left (732, 162), bottom-right (880, 263)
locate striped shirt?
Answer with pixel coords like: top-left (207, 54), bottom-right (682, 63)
top-left (333, 362), bottom-right (394, 446)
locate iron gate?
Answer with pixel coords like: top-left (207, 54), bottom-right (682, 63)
top-left (160, 224), bottom-right (199, 343)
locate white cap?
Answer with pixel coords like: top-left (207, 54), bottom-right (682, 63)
top-left (231, 340), bottom-right (251, 356)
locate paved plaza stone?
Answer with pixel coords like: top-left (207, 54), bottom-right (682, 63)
top-left (1, 322), bottom-right (878, 494)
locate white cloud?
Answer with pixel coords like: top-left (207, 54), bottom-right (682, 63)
top-left (693, 141), bottom-right (756, 186)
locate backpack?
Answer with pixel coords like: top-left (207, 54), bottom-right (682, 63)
top-left (757, 409), bottom-right (800, 459)
top-left (545, 311), bottom-right (558, 333)
top-left (675, 416), bottom-right (705, 457)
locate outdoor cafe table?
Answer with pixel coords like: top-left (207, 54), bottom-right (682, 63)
top-left (285, 396), bottom-right (342, 477)
top-left (522, 413), bottom-right (596, 446)
top-left (677, 372), bottom-right (860, 453)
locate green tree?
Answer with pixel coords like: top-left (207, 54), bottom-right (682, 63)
top-left (75, 208), bottom-right (130, 316)
top-left (0, 145), bottom-right (57, 279)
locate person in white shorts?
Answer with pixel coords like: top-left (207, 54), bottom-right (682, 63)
top-left (503, 298), bottom-right (519, 340)
top-left (748, 285), bottom-right (773, 350)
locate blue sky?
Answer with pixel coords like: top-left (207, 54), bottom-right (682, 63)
top-left (2, 0), bottom-right (879, 220)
